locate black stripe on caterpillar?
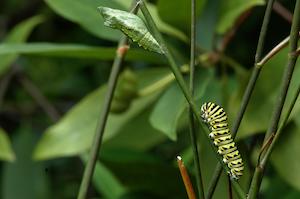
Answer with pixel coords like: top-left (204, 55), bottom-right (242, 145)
top-left (201, 102), bottom-right (244, 179)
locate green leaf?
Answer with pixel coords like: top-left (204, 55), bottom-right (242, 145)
top-left (2, 128), bottom-right (50, 199)
top-left (271, 122), bottom-right (300, 191)
top-left (33, 68), bottom-right (168, 160)
top-left (0, 128), bottom-right (15, 162)
top-left (216, 0), bottom-right (264, 34)
top-left (81, 156), bottom-right (126, 199)
top-left (150, 69), bottom-right (213, 140)
top-left (0, 43), bottom-right (164, 64)
top-left (101, 149), bottom-right (187, 199)
top-left (229, 46), bottom-right (300, 139)
top-left (45, 0), bottom-right (122, 41)
top-left (45, 0), bottom-right (188, 42)
top-left (0, 15), bottom-right (44, 75)
top-left (98, 7), bottom-right (164, 54)
top-left (104, 0), bottom-right (189, 43)
top-left (157, 0), bottom-right (207, 34)
top-left (104, 107), bottom-right (166, 151)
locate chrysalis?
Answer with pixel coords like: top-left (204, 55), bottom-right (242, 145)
top-left (98, 7), bottom-right (164, 54)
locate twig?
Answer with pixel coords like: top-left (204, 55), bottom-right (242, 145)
top-left (139, 1), bottom-right (246, 198)
top-left (189, 0), bottom-right (205, 198)
top-left (17, 73), bottom-right (60, 122)
top-left (218, 9), bottom-right (253, 53)
top-left (228, 175), bottom-right (233, 199)
top-left (261, 82), bottom-right (300, 165)
top-left (76, 2), bottom-right (139, 199)
top-left (273, 1), bottom-right (293, 23)
top-left (257, 31), bottom-right (300, 66)
top-left (0, 65), bottom-right (19, 108)
top-left (205, 0), bottom-right (276, 198)
top-left (177, 156), bottom-right (197, 199)
top-left (247, 0), bottom-right (300, 198)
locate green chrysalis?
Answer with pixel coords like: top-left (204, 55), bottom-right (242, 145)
top-left (98, 7), bottom-right (164, 54)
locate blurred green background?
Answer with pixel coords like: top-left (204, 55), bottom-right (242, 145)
top-left (0, 0), bottom-right (300, 198)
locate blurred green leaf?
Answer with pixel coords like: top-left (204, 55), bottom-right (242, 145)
top-left (0, 128), bottom-right (15, 162)
top-left (102, 0), bottom-right (189, 42)
top-left (33, 69), bottom-right (168, 160)
top-left (229, 46), bottom-right (300, 139)
top-left (2, 128), bottom-right (50, 199)
top-left (44, 0), bottom-right (122, 41)
top-left (45, 0), bottom-right (188, 42)
top-left (81, 155), bottom-right (126, 199)
top-left (150, 69), bottom-right (213, 140)
top-left (0, 43), bottom-right (164, 63)
top-left (216, 0), bottom-right (264, 34)
top-left (196, 0), bottom-right (220, 50)
top-left (271, 122), bottom-right (300, 192)
top-left (103, 107), bottom-right (166, 151)
top-left (0, 15), bottom-right (44, 75)
top-left (157, 0), bottom-right (206, 33)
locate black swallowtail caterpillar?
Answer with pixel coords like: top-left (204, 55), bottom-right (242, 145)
top-left (201, 102), bottom-right (244, 179)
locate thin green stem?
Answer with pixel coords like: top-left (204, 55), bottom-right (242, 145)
top-left (137, 72), bottom-right (175, 97)
top-left (248, 0), bottom-right (300, 198)
top-left (139, 1), bottom-right (246, 198)
top-left (261, 82), bottom-right (300, 165)
top-left (189, 0), bottom-right (205, 198)
top-left (205, 0), bottom-right (275, 198)
top-left (77, 2), bottom-right (139, 199)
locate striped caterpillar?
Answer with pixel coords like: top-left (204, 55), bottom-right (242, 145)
top-left (98, 7), bottom-right (164, 54)
top-left (201, 102), bottom-right (244, 179)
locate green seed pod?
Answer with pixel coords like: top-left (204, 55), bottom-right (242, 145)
top-left (98, 7), bottom-right (164, 54)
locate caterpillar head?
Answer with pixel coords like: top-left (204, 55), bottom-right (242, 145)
top-left (200, 103), bottom-right (210, 123)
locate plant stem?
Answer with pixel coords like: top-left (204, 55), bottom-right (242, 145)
top-left (137, 72), bottom-right (175, 97)
top-left (247, 0), bottom-right (300, 198)
top-left (273, 1), bottom-right (293, 23)
top-left (261, 82), bottom-right (300, 165)
top-left (77, 2), bottom-right (139, 199)
top-left (257, 32), bottom-right (300, 66)
top-left (177, 156), bottom-right (197, 199)
top-left (0, 65), bottom-right (18, 109)
top-left (18, 73), bottom-right (60, 122)
top-left (139, 1), bottom-right (246, 198)
top-left (228, 175), bottom-right (233, 199)
top-left (189, 0), bottom-right (205, 198)
top-left (205, 0), bottom-right (275, 198)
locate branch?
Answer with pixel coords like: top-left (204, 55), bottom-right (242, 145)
top-left (273, 1), bottom-right (293, 23)
top-left (17, 73), bottom-right (60, 122)
top-left (177, 156), bottom-right (197, 199)
top-left (139, 1), bottom-right (246, 198)
top-left (189, 0), bottom-right (205, 198)
top-left (206, 0), bottom-right (276, 198)
top-left (76, 2), bottom-right (139, 199)
top-left (257, 32), bottom-right (300, 67)
top-left (247, 0), bottom-right (300, 198)
top-left (0, 65), bottom-right (19, 109)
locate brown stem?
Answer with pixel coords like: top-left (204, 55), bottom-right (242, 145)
top-left (17, 73), bottom-right (60, 122)
top-left (273, 1), bottom-right (293, 23)
top-left (177, 156), bottom-right (197, 199)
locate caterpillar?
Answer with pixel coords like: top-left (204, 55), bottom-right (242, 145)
top-left (98, 7), bottom-right (164, 54)
top-left (201, 102), bottom-right (244, 179)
